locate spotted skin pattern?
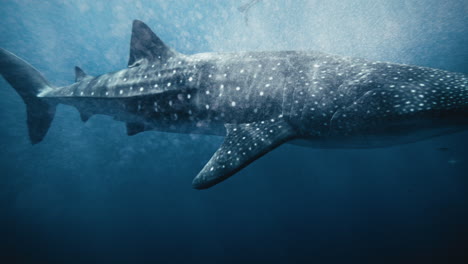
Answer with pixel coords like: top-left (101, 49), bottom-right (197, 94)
top-left (44, 50), bottom-right (467, 146)
top-left (2, 20), bottom-right (467, 189)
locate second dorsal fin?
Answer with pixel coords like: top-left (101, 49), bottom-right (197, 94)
top-left (128, 20), bottom-right (179, 67)
top-left (74, 66), bottom-right (92, 82)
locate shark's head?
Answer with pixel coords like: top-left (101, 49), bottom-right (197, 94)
top-left (328, 63), bottom-right (468, 144)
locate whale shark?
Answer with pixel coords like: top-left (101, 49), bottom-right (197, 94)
top-left (0, 20), bottom-right (467, 189)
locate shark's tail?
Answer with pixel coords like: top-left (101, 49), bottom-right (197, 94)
top-left (0, 48), bottom-right (56, 144)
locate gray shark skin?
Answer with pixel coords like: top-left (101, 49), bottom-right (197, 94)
top-left (0, 20), bottom-right (467, 189)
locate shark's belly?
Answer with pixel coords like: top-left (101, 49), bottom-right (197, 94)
top-left (324, 94), bottom-right (468, 148)
top-left (293, 125), bottom-right (466, 149)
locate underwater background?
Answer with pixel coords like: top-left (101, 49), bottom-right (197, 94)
top-left (0, 1), bottom-right (467, 263)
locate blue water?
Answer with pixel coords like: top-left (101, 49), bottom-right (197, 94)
top-left (0, 1), bottom-right (467, 263)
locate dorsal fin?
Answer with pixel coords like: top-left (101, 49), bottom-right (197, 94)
top-left (74, 66), bottom-right (91, 82)
top-left (128, 20), bottom-right (179, 67)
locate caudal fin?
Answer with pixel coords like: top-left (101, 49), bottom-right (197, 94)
top-left (0, 48), bottom-right (56, 144)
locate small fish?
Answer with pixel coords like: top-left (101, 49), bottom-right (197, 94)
top-left (437, 147), bottom-right (450, 151)
top-left (238, 0), bottom-right (262, 25)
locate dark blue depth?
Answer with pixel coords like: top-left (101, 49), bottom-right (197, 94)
top-left (0, 1), bottom-right (467, 263)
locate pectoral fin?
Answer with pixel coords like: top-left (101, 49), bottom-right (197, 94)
top-left (192, 118), bottom-right (296, 189)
